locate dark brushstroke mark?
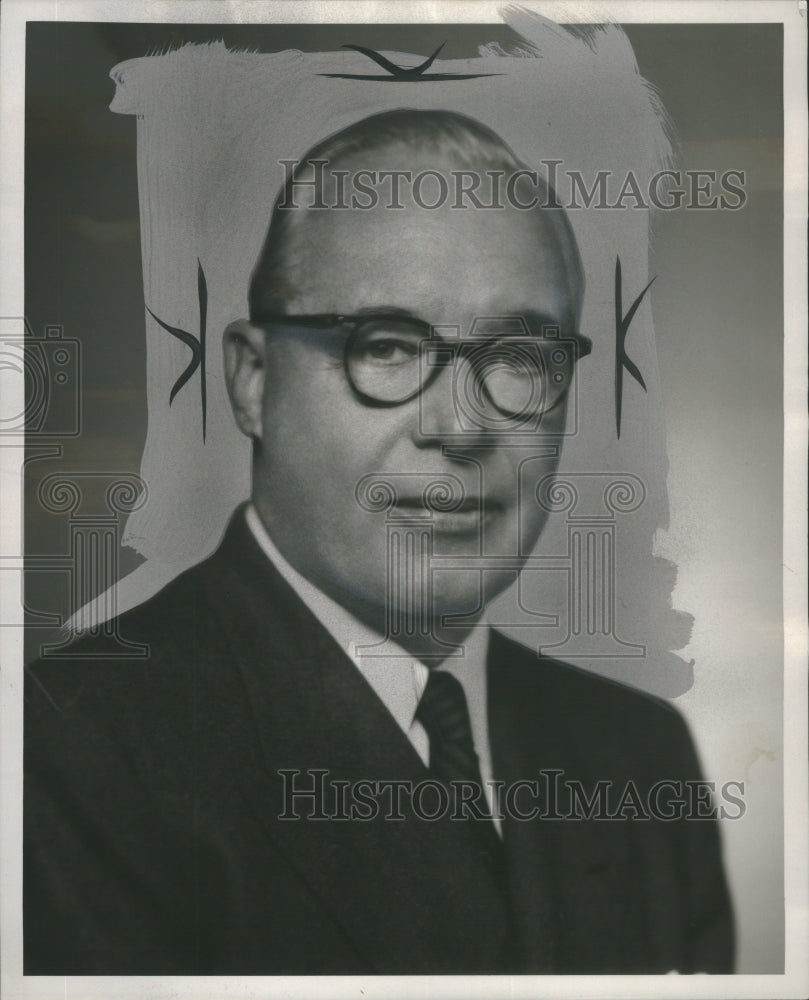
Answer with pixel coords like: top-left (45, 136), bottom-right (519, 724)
top-left (197, 259), bottom-right (207, 442)
top-left (319, 42), bottom-right (502, 82)
top-left (146, 259), bottom-right (208, 440)
top-left (614, 256), bottom-right (654, 439)
top-left (343, 42), bottom-right (447, 77)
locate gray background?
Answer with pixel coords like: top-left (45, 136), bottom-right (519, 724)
top-left (24, 21), bottom-right (784, 972)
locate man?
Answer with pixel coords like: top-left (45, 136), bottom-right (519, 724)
top-left (24, 109), bottom-right (734, 975)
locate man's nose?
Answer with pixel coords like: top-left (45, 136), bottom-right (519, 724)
top-left (413, 354), bottom-right (493, 447)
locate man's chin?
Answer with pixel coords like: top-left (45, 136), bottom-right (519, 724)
top-left (323, 557), bottom-right (517, 636)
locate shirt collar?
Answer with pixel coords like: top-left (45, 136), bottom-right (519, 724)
top-left (244, 503), bottom-right (489, 740)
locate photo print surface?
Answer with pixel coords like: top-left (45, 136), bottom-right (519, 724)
top-left (2, 2), bottom-right (805, 996)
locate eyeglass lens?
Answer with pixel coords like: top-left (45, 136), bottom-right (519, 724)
top-left (346, 317), bottom-right (579, 418)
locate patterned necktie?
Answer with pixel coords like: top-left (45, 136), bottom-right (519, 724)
top-left (415, 669), bottom-right (507, 885)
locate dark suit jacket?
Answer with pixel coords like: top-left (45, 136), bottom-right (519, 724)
top-left (24, 509), bottom-right (734, 975)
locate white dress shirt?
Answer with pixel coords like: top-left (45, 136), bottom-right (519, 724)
top-left (245, 504), bottom-right (500, 829)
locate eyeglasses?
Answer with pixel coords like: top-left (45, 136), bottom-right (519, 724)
top-left (256, 311), bottom-right (591, 422)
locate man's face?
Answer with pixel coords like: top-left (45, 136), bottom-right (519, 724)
top-left (248, 148), bottom-right (582, 628)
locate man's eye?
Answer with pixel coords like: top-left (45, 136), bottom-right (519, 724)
top-left (359, 337), bottom-right (420, 365)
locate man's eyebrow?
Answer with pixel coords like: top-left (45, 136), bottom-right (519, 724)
top-left (347, 307), bottom-right (584, 341)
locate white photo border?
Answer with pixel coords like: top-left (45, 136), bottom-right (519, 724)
top-left (1, 2), bottom-right (806, 998)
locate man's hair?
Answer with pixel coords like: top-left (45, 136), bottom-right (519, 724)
top-left (248, 108), bottom-right (577, 321)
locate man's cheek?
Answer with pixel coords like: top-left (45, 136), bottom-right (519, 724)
top-left (515, 496), bottom-right (550, 552)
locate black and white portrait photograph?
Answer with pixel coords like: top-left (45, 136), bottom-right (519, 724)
top-left (0, 2), bottom-right (806, 998)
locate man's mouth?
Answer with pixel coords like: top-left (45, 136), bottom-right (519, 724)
top-left (392, 496), bottom-right (505, 534)
top-left (394, 496), bottom-right (486, 512)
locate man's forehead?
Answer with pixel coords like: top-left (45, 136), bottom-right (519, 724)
top-left (282, 188), bottom-right (579, 326)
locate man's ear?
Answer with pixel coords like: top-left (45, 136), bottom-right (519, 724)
top-left (223, 319), bottom-right (268, 440)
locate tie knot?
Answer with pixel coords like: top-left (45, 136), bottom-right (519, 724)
top-left (415, 669), bottom-right (475, 751)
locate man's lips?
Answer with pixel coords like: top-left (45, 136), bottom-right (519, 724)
top-left (390, 498), bottom-right (508, 536)
top-left (394, 496), bottom-right (499, 513)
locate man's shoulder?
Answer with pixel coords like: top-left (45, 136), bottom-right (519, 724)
top-left (26, 510), bottom-right (258, 691)
top-left (23, 538), bottom-right (265, 802)
top-left (24, 508), bottom-right (304, 740)
top-left (490, 630), bottom-right (698, 768)
top-left (23, 532), bottom-right (251, 747)
top-left (28, 556), bottom-right (213, 676)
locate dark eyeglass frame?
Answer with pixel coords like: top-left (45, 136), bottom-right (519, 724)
top-left (255, 311), bottom-right (592, 416)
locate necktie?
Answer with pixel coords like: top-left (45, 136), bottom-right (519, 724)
top-left (415, 669), bottom-right (507, 886)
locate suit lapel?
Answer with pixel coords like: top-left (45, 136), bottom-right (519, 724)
top-left (488, 630), bottom-right (558, 971)
top-left (203, 512), bottom-right (510, 973)
top-left (488, 631), bottom-right (634, 973)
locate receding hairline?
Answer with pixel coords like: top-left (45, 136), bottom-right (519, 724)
top-left (290, 108), bottom-right (528, 172)
top-left (249, 108), bottom-right (583, 321)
